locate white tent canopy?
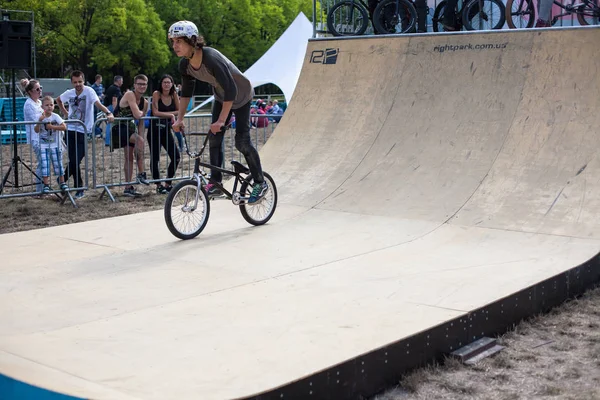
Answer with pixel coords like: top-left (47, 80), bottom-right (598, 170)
top-left (189, 12), bottom-right (312, 113)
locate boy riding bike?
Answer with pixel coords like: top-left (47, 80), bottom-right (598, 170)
top-left (169, 20), bottom-right (268, 204)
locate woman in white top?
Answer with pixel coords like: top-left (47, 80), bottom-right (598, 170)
top-left (21, 78), bottom-right (44, 192)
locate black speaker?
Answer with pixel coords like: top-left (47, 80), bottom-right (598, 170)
top-left (0, 20), bottom-right (32, 69)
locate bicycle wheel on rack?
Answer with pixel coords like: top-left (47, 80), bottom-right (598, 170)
top-left (462, 0), bottom-right (506, 30)
top-left (239, 172), bottom-right (278, 226)
top-left (505, 0), bottom-right (535, 28)
top-left (373, 0), bottom-right (418, 34)
top-left (577, 0), bottom-right (600, 25)
top-left (164, 179), bottom-right (210, 240)
top-left (327, 1), bottom-right (370, 36)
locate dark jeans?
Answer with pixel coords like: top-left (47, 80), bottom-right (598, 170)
top-left (210, 100), bottom-right (264, 184)
top-left (64, 130), bottom-right (86, 188)
top-left (148, 122), bottom-right (180, 185)
top-left (414, 0), bottom-right (428, 32)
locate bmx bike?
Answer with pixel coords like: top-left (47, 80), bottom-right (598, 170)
top-left (505, 0), bottom-right (599, 28)
top-left (431, 0), bottom-right (506, 31)
top-left (327, 0), bottom-right (421, 35)
top-left (164, 128), bottom-right (278, 240)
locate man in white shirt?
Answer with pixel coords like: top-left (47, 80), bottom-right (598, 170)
top-left (57, 70), bottom-right (114, 199)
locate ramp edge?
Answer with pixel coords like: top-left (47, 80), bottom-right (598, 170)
top-left (242, 254), bottom-right (600, 400)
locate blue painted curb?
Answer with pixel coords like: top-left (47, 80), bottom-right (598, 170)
top-left (0, 373), bottom-right (85, 400)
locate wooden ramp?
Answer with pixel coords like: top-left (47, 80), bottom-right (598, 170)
top-left (1, 27), bottom-right (600, 400)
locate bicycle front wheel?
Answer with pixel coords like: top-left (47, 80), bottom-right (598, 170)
top-left (164, 179), bottom-right (210, 240)
top-left (373, 0), bottom-right (418, 34)
top-left (239, 172), bottom-right (278, 226)
top-left (462, 0), bottom-right (506, 30)
top-left (577, 0), bottom-right (600, 25)
top-left (327, 1), bottom-right (369, 36)
top-left (505, 0), bottom-right (535, 28)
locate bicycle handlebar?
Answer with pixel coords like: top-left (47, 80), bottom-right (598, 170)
top-left (175, 125), bottom-right (230, 159)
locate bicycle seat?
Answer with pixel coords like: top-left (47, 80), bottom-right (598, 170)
top-left (231, 161), bottom-right (250, 174)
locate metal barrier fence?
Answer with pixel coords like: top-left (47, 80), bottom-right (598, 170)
top-left (0, 115), bottom-right (276, 205)
top-left (0, 119), bottom-right (87, 205)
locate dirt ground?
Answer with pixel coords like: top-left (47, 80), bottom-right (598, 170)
top-left (374, 286), bottom-right (600, 400)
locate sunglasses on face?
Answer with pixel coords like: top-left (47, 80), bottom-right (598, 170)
top-left (34, 86), bottom-right (43, 92)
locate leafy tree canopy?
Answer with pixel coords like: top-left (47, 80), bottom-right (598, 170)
top-left (3, 0), bottom-right (312, 91)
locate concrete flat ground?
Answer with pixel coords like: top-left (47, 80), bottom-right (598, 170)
top-left (1, 26), bottom-right (600, 399)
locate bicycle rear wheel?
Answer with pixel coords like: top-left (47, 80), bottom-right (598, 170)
top-left (373, 0), bottom-right (418, 34)
top-left (164, 179), bottom-right (210, 240)
top-left (462, 0), bottom-right (506, 30)
top-left (505, 0), bottom-right (535, 28)
top-left (327, 1), bottom-right (370, 36)
top-left (577, 0), bottom-right (600, 25)
top-left (239, 172), bottom-right (278, 226)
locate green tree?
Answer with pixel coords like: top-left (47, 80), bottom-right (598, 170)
top-left (5, 0), bottom-right (314, 92)
top-left (4, 0), bottom-right (171, 84)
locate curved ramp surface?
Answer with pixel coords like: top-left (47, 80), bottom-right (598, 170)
top-left (1, 27), bottom-right (600, 399)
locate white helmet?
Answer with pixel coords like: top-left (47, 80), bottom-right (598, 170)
top-left (168, 21), bottom-right (199, 40)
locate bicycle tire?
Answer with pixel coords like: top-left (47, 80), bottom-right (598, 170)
top-left (164, 179), bottom-right (210, 240)
top-left (327, 1), bottom-right (369, 36)
top-left (373, 0), bottom-right (418, 34)
top-left (505, 0), bottom-right (535, 29)
top-left (239, 172), bottom-right (278, 226)
top-left (577, 0), bottom-right (600, 25)
top-left (432, 1), bottom-right (448, 32)
top-left (462, 0), bottom-right (506, 30)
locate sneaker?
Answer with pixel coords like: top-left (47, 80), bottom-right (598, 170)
top-left (74, 190), bottom-right (85, 199)
top-left (42, 184), bottom-right (51, 194)
top-left (164, 185), bottom-right (173, 192)
top-left (123, 186), bottom-right (142, 197)
top-left (137, 172), bottom-right (150, 185)
top-left (204, 183), bottom-right (224, 197)
top-left (248, 181), bottom-right (268, 204)
top-left (535, 18), bottom-right (552, 27)
top-left (59, 182), bottom-right (69, 192)
top-left (156, 185), bottom-right (168, 194)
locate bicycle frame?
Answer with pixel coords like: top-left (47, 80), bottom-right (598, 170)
top-left (551, 0), bottom-right (590, 22)
top-left (511, 0), bottom-right (598, 25)
top-left (179, 129), bottom-right (256, 207)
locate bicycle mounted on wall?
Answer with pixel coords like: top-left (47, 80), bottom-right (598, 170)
top-left (326, 0), bottom-right (506, 35)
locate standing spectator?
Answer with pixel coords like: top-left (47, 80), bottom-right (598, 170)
top-left (441, 0), bottom-right (460, 30)
top-left (111, 74), bottom-right (150, 197)
top-left (253, 101), bottom-right (269, 129)
top-left (270, 99), bottom-right (284, 123)
top-left (21, 78), bottom-right (44, 192)
top-left (91, 74), bottom-right (104, 138)
top-left (170, 20), bottom-right (268, 203)
top-left (103, 75), bottom-right (123, 146)
top-left (149, 74), bottom-right (181, 194)
top-left (56, 70), bottom-right (114, 199)
top-left (535, 0), bottom-right (553, 26)
top-left (34, 96), bottom-right (68, 193)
